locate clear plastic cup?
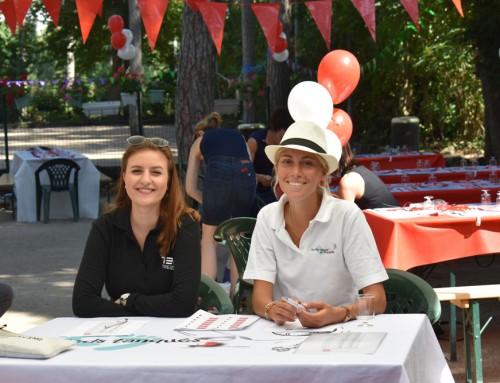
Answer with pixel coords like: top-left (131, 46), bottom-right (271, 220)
top-left (481, 190), bottom-right (491, 206)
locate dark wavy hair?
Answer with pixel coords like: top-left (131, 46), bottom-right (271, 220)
top-left (108, 140), bottom-right (199, 256)
top-left (336, 142), bottom-right (361, 177)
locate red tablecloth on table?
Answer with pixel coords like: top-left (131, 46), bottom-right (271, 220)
top-left (364, 208), bottom-right (500, 270)
top-left (356, 152), bottom-right (445, 170)
top-left (389, 180), bottom-right (500, 205)
top-left (329, 165), bottom-right (497, 187)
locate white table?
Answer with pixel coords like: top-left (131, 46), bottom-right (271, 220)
top-left (0, 314), bottom-right (453, 383)
top-left (10, 149), bottom-right (100, 222)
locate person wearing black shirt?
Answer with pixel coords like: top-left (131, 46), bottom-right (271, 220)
top-left (73, 136), bottom-right (201, 317)
top-left (336, 143), bottom-right (400, 210)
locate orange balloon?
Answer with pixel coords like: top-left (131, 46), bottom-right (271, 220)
top-left (327, 108), bottom-right (353, 147)
top-left (318, 50), bottom-right (360, 104)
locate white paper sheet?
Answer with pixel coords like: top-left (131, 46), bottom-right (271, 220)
top-left (175, 310), bottom-right (260, 331)
top-left (63, 319), bottom-right (148, 337)
top-left (295, 332), bottom-right (387, 354)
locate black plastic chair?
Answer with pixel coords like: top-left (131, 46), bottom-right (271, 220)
top-left (35, 158), bottom-right (80, 223)
top-left (197, 274), bottom-right (234, 314)
top-left (383, 268), bottom-right (442, 324)
top-left (214, 217), bottom-right (257, 314)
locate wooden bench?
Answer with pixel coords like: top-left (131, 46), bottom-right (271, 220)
top-left (82, 101), bottom-right (121, 117)
top-left (435, 284), bottom-right (500, 382)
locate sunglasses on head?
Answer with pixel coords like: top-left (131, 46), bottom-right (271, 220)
top-left (126, 136), bottom-right (170, 148)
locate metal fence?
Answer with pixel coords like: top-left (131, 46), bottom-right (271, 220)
top-left (1, 123), bottom-right (178, 177)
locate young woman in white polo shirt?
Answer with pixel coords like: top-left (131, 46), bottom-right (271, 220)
top-left (243, 121), bottom-right (388, 328)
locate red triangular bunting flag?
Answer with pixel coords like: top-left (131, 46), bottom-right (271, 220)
top-left (351, 0), bottom-right (376, 42)
top-left (451, 0), bottom-right (464, 17)
top-left (400, 0), bottom-right (419, 30)
top-left (250, 4), bottom-right (281, 53)
top-left (13, 0), bottom-right (33, 28)
top-left (75, 0), bottom-right (102, 44)
top-left (97, 1), bottom-right (103, 17)
top-left (305, 0), bottom-right (332, 50)
top-left (197, 2), bottom-right (227, 55)
top-left (41, 0), bottom-right (62, 27)
top-left (0, 0), bottom-right (18, 34)
top-left (137, 0), bottom-right (170, 52)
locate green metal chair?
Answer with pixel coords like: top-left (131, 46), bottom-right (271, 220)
top-left (213, 217), bottom-right (257, 314)
top-left (383, 268), bottom-right (442, 324)
top-left (197, 274), bottom-right (234, 315)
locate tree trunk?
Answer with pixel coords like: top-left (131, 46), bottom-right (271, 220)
top-left (175, 4), bottom-right (217, 180)
top-left (267, 0), bottom-right (291, 115)
top-left (129, 0), bottom-right (143, 136)
top-left (241, 0), bottom-right (256, 123)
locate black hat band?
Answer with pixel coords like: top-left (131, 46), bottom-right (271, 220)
top-left (279, 138), bottom-right (326, 154)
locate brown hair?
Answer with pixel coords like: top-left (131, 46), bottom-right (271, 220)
top-left (336, 142), bottom-right (360, 177)
top-left (108, 140), bottom-right (199, 256)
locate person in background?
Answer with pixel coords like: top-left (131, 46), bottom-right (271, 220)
top-left (73, 136), bottom-right (201, 317)
top-left (247, 108), bottom-right (294, 210)
top-left (243, 122), bottom-right (387, 328)
top-left (186, 112), bottom-right (256, 298)
top-left (0, 283), bottom-right (13, 318)
top-left (335, 142), bottom-right (400, 209)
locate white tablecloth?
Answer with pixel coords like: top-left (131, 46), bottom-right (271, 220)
top-left (10, 149), bottom-right (100, 222)
top-left (0, 314), bottom-right (454, 383)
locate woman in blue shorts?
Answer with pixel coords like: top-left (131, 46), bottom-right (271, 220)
top-left (186, 112), bottom-right (256, 296)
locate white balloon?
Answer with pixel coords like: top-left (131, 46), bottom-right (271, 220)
top-left (324, 129), bottom-right (342, 162)
top-left (122, 29), bottom-right (133, 44)
top-left (117, 44), bottom-right (137, 60)
top-left (273, 49), bottom-right (289, 62)
top-left (279, 31), bottom-right (286, 39)
top-left (287, 81), bottom-right (334, 130)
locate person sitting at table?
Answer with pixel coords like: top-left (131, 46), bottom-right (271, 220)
top-left (243, 121), bottom-right (388, 328)
top-left (247, 108), bottom-right (294, 212)
top-left (72, 136), bottom-right (201, 318)
top-left (0, 283), bottom-right (14, 318)
top-left (335, 142), bottom-right (400, 209)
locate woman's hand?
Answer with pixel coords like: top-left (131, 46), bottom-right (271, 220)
top-left (297, 301), bottom-right (347, 328)
top-left (267, 300), bottom-right (299, 325)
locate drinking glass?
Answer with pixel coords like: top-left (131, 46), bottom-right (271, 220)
top-left (416, 159), bottom-right (423, 169)
top-left (423, 160), bottom-right (431, 169)
top-left (459, 158), bottom-right (467, 168)
top-left (428, 173), bottom-right (437, 185)
top-left (423, 196), bottom-right (434, 210)
top-left (401, 173), bottom-right (410, 183)
top-left (355, 294), bottom-right (375, 327)
top-left (496, 192), bottom-right (500, 206)
top-left (370, 162), bottom-right (380, 172)
top-left (465, 171), bottom-right (474, 182)
top-left (481, 190), bottom-right (491, 206)
top-left (489, 171), bottom-right (497, 184)
top-left (490, 157), bottom-right (497, 168)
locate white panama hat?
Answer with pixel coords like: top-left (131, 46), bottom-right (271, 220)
top-left (264, 121), bottom-right (339, 174)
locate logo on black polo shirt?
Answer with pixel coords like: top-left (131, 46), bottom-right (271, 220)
top-left (161, 256), bottom-right (174, 270)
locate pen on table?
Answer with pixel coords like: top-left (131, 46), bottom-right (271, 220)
top-left (104, 318), bottom-right (128, 329)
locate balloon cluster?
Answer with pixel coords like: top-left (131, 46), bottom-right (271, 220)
top-left (287, 50), bottom-right (360, 153)
top-left (108, 15), bottom-right (137, 61)
top-left (272, 21), bottom-right (289, 63)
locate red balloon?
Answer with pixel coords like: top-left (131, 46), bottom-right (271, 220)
top-left (111, 32), bottom-right (127, 50)
top-left (108, 15), bottom-right (124, 34)
top-left (317, 50), bottom-right (360, 104)
top-left (327, 108), bottom-right (353, 147)
top-left (274, 36), bottom-right (287, 53)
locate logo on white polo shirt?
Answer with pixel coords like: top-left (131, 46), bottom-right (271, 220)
top-left (162, 256), bottom-right (174, 270)
top-left (311, 244), bottom-right (336, 254)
